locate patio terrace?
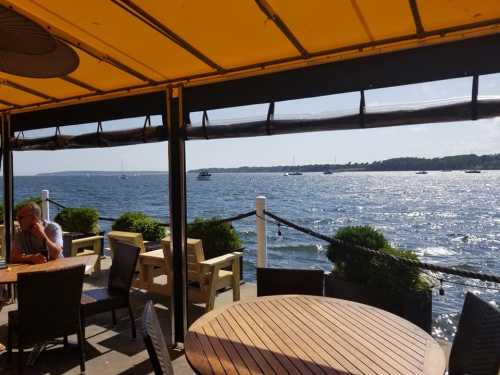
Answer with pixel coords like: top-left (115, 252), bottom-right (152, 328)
top-left (0, 256), bottom-right (257, 375)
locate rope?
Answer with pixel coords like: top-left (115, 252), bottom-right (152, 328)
top-left (46, 198), bottom-right (67, 209)
top-left (263, 210), bottom-right (500, 284)
top-left (213, 210), bottom-right (256, 224)
top-left (44, 198), bottom-right (255, 227)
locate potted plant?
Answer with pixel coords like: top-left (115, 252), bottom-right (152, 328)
top-left (187, 218), bottom-right (243, 280)
top-left (54, 207), bottom-right (102, 257)
top-left (55, 207), bottom-right (100, 235)
top-left (112, 211), bottom-right (166, 242)
top-left (325, 226), bottom-right (433, 332)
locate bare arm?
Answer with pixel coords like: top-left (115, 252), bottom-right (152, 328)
top-left (31, 222), bottom-right (62, 260)
top-left (11, 247), bottom-right (47, 264)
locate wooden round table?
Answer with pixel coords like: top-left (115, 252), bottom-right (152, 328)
top-left (185, 295), bottom-right (446, 375)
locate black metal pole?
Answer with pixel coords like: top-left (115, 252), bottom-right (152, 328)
top-left (2, 114), bottom-right (14, 263)
top-left (164, 87), bottom-right (187, 344)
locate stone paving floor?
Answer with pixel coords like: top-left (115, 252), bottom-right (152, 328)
top-left (0, 256), bottom-right (257, 374)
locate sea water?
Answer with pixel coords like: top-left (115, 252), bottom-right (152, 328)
top-left (7, 171), bottom-right (500, 340)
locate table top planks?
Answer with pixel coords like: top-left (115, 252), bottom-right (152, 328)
top-left (0, 255), bottom-right (98, 284)
top-left (185, 295), bottom-right (446, 375)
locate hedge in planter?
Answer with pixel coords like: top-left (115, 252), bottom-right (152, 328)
top-left (112, 211), bottom-right (165, 241)
top-left (187, 218), bottom-right (241, 259)
top-left (55, 207), bottom-right (100, 234)
top-left (326, 226), bottom-right (433, 331)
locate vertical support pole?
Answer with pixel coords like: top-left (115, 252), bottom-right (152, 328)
top-left (164, 87), bottom-right (187, 344)
top-left (471, 74), bottom-right (479, 121)
top-left (41, 190), bottom-right (50, 221)
top-left (2, 114), bottom-right (14, 263)
top-left (256, 196), bottom-right (267, 268)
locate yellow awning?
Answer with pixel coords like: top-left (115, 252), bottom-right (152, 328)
top-left (0, 0), bottom-right (499, 115)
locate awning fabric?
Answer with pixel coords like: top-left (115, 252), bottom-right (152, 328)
top-left (0, 0), bottom-right (499, 122)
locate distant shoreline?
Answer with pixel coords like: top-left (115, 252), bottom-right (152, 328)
top-left (32, 153), bottom-right (500, 176)
top-left (36, 171), bottom-right (166, 176)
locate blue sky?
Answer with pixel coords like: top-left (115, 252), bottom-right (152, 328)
top-left (12, 73), bottom-right (500, 175)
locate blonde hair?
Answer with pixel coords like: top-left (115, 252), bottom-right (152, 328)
top-left (18, 201), bottom-right (41, 219)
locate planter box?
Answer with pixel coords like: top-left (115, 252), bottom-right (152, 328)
top-left (324, 273), bottom-right (432, 333)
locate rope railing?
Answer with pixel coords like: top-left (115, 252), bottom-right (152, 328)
top-left (45, 196), bottom-right (500, 284)
top-left (45, 198), bottom-right (255, 227)
top-left (263, 210), bottom-right (500, 284)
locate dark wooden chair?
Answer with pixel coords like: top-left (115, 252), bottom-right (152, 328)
top-left (81, 240), bottom-right (140, 339)
top-left (448, 292), bottom-right (500, 375)
top-left (142, 300), bottom-right (174, 375)
top-left (256, 267), bottom-right (324, 296)
top-left (7, 265), bottom-right (86, 374)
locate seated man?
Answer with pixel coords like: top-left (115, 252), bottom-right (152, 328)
top-left (12, 202), bottom-right (63, 264)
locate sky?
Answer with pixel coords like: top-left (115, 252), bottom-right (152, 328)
top-left (12, 73), bottom-right (500, 176)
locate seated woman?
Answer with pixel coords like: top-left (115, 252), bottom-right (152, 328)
top-left (12, 202), bottom-right (63, 264)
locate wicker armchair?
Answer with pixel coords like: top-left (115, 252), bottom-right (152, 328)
top-left (448, 292), bottom-right (500, 375)
top-left (7, 265), bottom-right (86, 373)
top-left (142, 300), bottom-right (174, 375)
top-left (256, 267), bottom-right (324, 296)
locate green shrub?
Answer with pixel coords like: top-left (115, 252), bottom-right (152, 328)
top-left (54, 207), bottom-right (100, 234)
top-left (14, 196), bottom-right (43, 216)
top-left (187, 218), bottom-right (241, 259)
top-left (327, 226), bottom-right (430, 295)
top-left (112, 211), bottom-right (165, 241)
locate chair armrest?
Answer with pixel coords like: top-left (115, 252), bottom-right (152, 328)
top-left (71, 235), bottom-right (104, 246)
top-left (201, 252), bottom-right (242, 267)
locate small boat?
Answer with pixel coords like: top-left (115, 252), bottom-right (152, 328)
top-left (323, 170), bottom-right (333, 175)
top-left (197, 170), bottom-right (211, 180)
top-left (288, 171), bottom-right (303, 175)
top-left (416, 171), bottom-right (428, 175)
top-left (465, 170), bottom-right (481, 174)
top-left (120, 160), bottom-right (128, 179)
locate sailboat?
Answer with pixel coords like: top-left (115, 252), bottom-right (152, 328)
top-left (323, 155), bottom-right (336, 174)
top-left (285, 156), bottom-right (303, 175)
top-left (120, 160), bottom-right (128, 179)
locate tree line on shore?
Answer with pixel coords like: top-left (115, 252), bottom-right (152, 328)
top-left (192, 153), bottom-right (500, 173)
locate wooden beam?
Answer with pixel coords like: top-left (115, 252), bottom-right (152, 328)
top-left (2, 80), bottom-right (54, 101)
top-left (61, 76), bottom-right (103, 93)
top-left (254, 0), bottom-right (309, 58)
top-left (112, 0), bottom-right (223, 72)
top-left (409, 0), bottom-right (425, 37)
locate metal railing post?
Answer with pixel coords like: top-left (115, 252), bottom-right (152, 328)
top-left (256, 196), bottom-right (267, 268)
top-left (41, 190), bottom-right (50, 221)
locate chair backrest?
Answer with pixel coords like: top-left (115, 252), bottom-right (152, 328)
top-left (162, 236), bottom-right (205, 285)
top-left (449, 292), bottom-right (500, 375)
top-left (142, 300), bottom-right (174, 375)
top-left (256, 267), bottom-right (325, 297)
top-left (108, 231), bottom-right (146, 254)
top-left (17, 264), bottom-right (85, 343)
top-left (108, 239), bottom-right (140, 293)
